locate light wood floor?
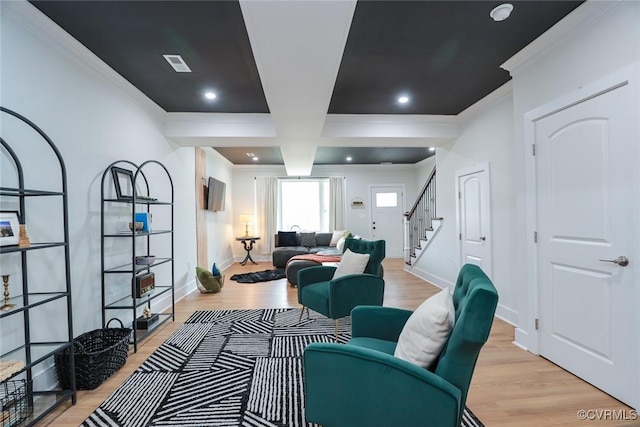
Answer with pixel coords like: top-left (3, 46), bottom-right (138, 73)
top-left (42, 259), bottom-right (638, 426)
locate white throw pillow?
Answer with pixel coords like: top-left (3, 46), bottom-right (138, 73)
top-left (394, 288), bottom-right (455, 369)
top-left (336, 236), bottom-right (346, 251)
top-left (330, 230), bottom-right (346, 246)
top-left (332, 249), bottom-right (370, 279)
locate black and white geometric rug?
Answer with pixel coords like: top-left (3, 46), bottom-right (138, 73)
top-left (81, 309), bottom-right (484, 427)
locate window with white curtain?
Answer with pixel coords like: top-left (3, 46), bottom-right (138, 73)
top-left (278, 178), bottom-right (329, 231)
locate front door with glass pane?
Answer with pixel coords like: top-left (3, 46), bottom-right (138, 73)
top-left (370, 185), bottom-right (404, 258)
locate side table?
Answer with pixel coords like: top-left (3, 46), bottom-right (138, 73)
top-left (236, 236), bottom-right (260, 266)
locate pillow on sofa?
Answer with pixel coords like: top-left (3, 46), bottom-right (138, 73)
top-left (300, 232), bottom-right (316, 247)
top-left (394, 288), bottom-right (455, 369)
top-left (330, 230), bottom-right (347, 246)
top-left (278, 231), bottom-right (298, 247)
top-left (332, 248), bottom-right (370, 279)
top-left (336, 232), bottom-right (357, 251)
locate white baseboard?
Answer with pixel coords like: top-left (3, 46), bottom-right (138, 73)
top-left (33, 362), bottom-right (58, 392)
top-left (232, 254), bottom-right (272, 264)
top-left (514, 327), bottom-right (535, 353)
top-left (496, 303), bottom-right (518, 327)
top-left (406, 266), bottom-right (454, 291)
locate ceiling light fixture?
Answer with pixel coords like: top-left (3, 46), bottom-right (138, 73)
top-left (252, 156), bottom-right (259, 161)
top-left (398, 96), bottom-right (409, 104)
top-left (346, 156), bottom-right (353, 162)
top-left (490, 3), bottom-right (513, 22)
top-left (429, 147), bottom-right (436, 152)
top-left (204, 91), bottom-right (217, 100)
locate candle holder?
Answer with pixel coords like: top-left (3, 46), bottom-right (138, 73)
top-left (1, 274), bottom-right (16, 311)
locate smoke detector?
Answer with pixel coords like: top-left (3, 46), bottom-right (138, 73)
top-left (490, 3), bottom-right (513, 22)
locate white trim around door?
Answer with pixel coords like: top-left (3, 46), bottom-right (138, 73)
top-left (521, 63), bottom-right (640, 410)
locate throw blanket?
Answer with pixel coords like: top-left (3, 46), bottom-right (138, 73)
top-left (287, 253), bottom-right (342, 266)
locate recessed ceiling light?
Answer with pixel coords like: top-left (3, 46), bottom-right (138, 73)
top-left (204, 91), bottom-right (217, 100)
top-left (346, 156), bottom-right (353, 162)
top-left (252, 156), bottom-right (259, 161)
top-left (490, 3), bottom-right (513, 22)
top-left (398, 96), bottom-right (409, 104)
top-left (429, 147), bottom-right (436, 152)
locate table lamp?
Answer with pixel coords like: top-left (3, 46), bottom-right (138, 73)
top-left (239, 214), bottom-right (253, 237)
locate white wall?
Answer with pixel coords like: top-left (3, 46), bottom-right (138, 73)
top-left (415, 155), bottom-right (436, 192)
top-left (203, 149), bottom-right (235, 270)
top-left (0, 2), bottom-right (197, 388)
top-left (509, 1), bottom-right (640, 347)
top-left (411, 2), bottom-right (640, 330)
top-left (311, 164), bottom-right (420, 240)
top-left (410, 93), bottom-right (517, 323)
top-left (231, 163), bottom-right (422, 261)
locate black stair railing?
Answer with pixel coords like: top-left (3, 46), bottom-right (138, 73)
top-left (404, 167), bottom-right (436, 265)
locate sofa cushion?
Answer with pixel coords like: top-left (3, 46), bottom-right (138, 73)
top-left (273, 247), bottom-right (309, 268)
top-left (300, 232), bottom-right (316, 247)
top-left (394, 288), bottom-right (455, 369)
top-left (277, 231), bottom-right (298, 247)
top-left (314, 233), bottom-right (332, 246)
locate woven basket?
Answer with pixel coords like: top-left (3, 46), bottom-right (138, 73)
top-left (55, 318), bottom-right (131, 390)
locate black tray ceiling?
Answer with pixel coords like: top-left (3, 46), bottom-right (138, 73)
top-left (29, 0), bottom-right (583, 166)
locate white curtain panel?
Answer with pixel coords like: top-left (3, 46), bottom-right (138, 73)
top-left (329, 176), bottom-right (346, 231)
top-left (255, 177), bottom-right (277, 255)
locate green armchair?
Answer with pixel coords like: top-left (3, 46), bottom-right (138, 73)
top-left (297, 238), bottom-right (385, 338)
top-left (303, 264), bottom-right (498, 427)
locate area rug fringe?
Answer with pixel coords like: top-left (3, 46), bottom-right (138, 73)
top-left (82, 308), bottom-right (484, 427)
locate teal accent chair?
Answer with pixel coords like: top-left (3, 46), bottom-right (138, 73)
top-left (303, 264), bottom-right (498, 427)
top-left (297, 238), bottom-right (385, 339)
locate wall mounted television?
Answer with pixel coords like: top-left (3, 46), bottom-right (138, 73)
top-left (206, 177), bottom-right (226, 212)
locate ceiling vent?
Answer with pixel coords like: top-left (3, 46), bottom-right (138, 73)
top-left (163, 54), bottom-right (191, 73)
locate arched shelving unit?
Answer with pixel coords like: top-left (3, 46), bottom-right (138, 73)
top-left (0, 106), bottom-right (76, 425)
top-left (100, 160), bottom-right (175, 352)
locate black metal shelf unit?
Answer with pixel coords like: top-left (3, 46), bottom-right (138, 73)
top-left (100, 160), bottom-right (174, 353)
top-left (0, 107), bottom-right (76, 426)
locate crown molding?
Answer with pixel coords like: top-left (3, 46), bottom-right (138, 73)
top-left (202, 147), bottom-right (235, 168)
top-left (501, 0), bottom-right (624, 76)
top-left (164, 113), bottom-right (276, 139)
top-left (323, 114), bottom-right (458, 139)
top-left (2, 0), bottom-right (165, 118)
top-left (457, 81), bottom-right (513, 124)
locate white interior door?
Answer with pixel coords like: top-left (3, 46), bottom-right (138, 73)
top-left (370, 185), bottom-right (404, 258)
top-left (456, 165), bottom-right (492, 278)
top-left (535, 81), bottom-right (637, 407)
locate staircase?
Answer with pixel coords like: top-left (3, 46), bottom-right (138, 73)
top-left (404, 167), bottom-right (441, 266)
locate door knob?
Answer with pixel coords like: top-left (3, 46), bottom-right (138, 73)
top-left (480, 236), bottom-right (486, 241)
top-left (599, 256), bottom-right (629, 266)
